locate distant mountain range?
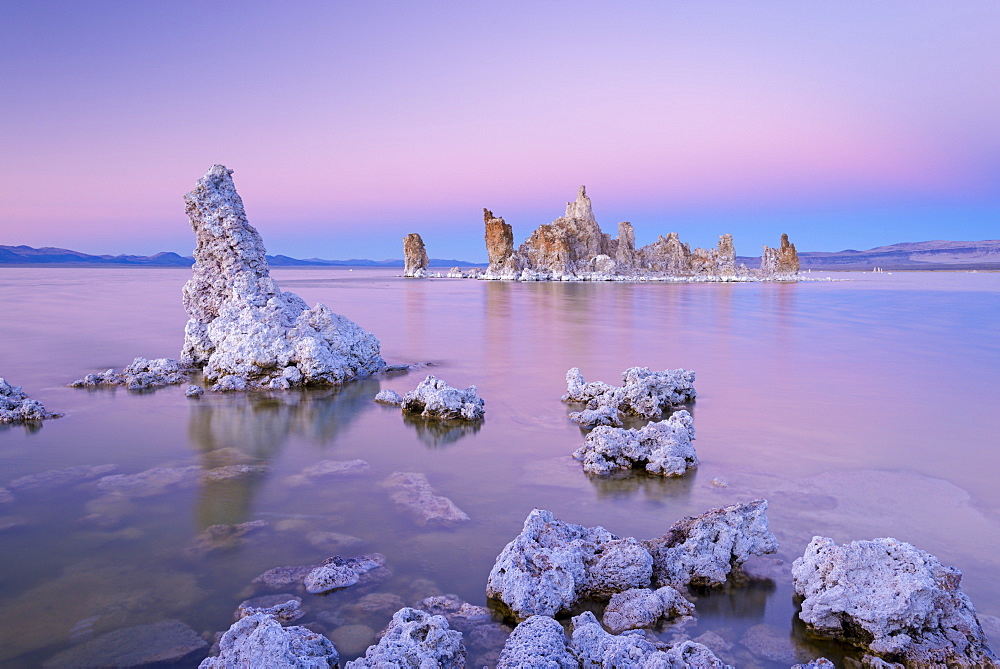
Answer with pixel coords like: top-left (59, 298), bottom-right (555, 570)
top-left (2, 240), bottom-right (998, 270)
top-left (0, 245), bottom-right (480, 268)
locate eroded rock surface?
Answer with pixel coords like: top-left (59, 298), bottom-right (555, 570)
top-left (497, 615), bottom-right (576, 668)
top-left (403, 233), bottom-right (429, 278)
top-left (602, 586), bottom-right (694, 633)
top-left (304, 553), bottom-right (388, 594)
top-left (483, 209), bottom-right (521, 280)
top-left (199, 612), bottom-right (339, 668)
top-left (373, 389), bottom-right (402, 405)
top-left (644, 499), bottom-right (778, 589)
top-left (567, 405), bottom-right (622, 428)
top-left (792, 536), bottom-right (996, 666)
top-left (563, 366), bottom-right (696, 420)
top-left (69, 357), bottom-right (191, 391)
top-left (571, 611), bottom-right (731, 668)
top-left (572, 411), bottom-right (697, 476)
top-left (345, 607), bottom-right (466, 668)
top-left (180, 164), bottom-right (385, 390)
top-left (761, 233), bottom-right (800, 277)
top-left (8, 464), bottom-right (117, 492)
top-left (379, 472), bottom-right (470, 527)
top-left (0, 378), bottom-right (61, 423)
top-left (400, 375), bottom-right (484, 420)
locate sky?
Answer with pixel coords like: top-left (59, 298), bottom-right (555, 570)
top-left (1, 1), bottom-right (998, 261)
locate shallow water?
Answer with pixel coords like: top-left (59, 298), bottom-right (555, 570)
top-left (0, 267), bottom-right (998, 666)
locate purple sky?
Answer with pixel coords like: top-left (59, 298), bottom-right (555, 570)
top-left (1, 1), bottom-right (998, 261)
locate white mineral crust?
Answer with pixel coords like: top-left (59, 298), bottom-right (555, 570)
top-left (0, 378), bottom-right (61, 423)
top-left (563, 366), bottom-right (696, 420)
top-left (602, 585), bottom-right (695, 633)
top-left (198, 611), bottom-right (339, 668)
top-left (70, 357), bottom-right (190, 390)
top-left (400, 375), bottom-right (485, 420)
top-left (792, 536), bottom-right (997, 666)
top-left (180, 165), bottom-right (385, 390)
top-left (345, 607), bottom-right (466, 668)
top-left (571, 611), bottom-right (732, 668)
top-left (572, 410), bottom-right (697, 476)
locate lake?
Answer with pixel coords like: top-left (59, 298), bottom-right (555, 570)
top-left (1, 267), bottom-right (998, 667)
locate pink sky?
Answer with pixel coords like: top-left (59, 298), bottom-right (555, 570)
top-left (1, 1), bottom-right (998, 260)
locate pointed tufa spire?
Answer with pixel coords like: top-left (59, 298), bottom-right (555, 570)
top-left (564, 185), bottom-right (596, 224)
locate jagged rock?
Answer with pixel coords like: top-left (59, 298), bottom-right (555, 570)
top-left (69, 357), bottom-right (190, 390)
top-left (42, 619), bottom-right (207, 668)
top-left (304, 553), bottom-right (388, 594)
top-left (374, 389), bottom-right (402, 405)
top-left (793, 658), bottom-right (836, 668)
top-left (516, 186), bottom-right (612, 279)
top-left (180, 164), bottom-right (385, 390)
top-left (403, 233), bottom-right (429, 278)
top-left (602, 586), bottom-right (694, 633)
top-left (415, 594), bottom-right (494, 633)
top-left (345, 607), bottom-right (466, 668)
top-left (184, 520), bottom-right (269, 557)
top-left (8, 464), bottom-right (117, 491)
top-left (571, 610), bottom-right (732, 668)
top-left (252, 565), bottom-right (317, 591)
top-left (199, 612), bottom-right (338, 668)
top-left (572, 411), bottom-right (697, 476)
top-left (760, 233), bottom-right (800, 276)
top-left (497, 615), bottom-right (576, 668)
top-left (236, 595), bottom-right (304, 623)
top-left (615, 221), bottom-right (636, 271)
top-left (483, 209), bottom-right (521, 279)
top-left (185, 384), bottom-right (204, 397)
top-left (0, 377), bottom-right (61, 423)
top-left (486, 508), bottom-right (652, 619)
top-left (378, 472), bottom-right (470, 527)
top-left (563, 366), bottom-right (696, 419)
top-left (792, 536), bottom-right (997, 666)
top-left (94, 466), bottom-right (200, 497)
top-left (567, 405), bottom-right (622, 428)
top-left (644, 499), bottom-right (778, 589)
top-left (400, 375), bottom-right (485, 420)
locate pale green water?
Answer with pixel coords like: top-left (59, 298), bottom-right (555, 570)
top-left (0, 268), bottom-right (998, 666)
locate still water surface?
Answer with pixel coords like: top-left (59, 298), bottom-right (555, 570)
top-left (0, 268), bottom-right (998, 666)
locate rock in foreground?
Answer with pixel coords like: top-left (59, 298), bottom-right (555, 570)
top-left (400, 375), bottom-right (485, 420)
top-left (304, 553), bottom-right (388, 594)
top-left (572, 410), bottom-right (697, 476)
top-left (180, 165), bottom-right (385, 390)
top-left (792, 536), bottom-right (997, 666)
top-left (345, 607), bottom-right (466, 668)
top-left (69, 357), bottom-right (190, 390)
top-left (199, 612), bottom-right (338, 668)
top-left (0, 378), bottom-right (61, 423)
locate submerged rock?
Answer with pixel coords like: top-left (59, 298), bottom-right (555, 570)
top-left (252, 565), bottom-right (317, 591)
top-left (180, 164), bottom-right (385, 390)
top-left (184, 520), bottom-right (269, 557)
top-left (8, 464), bottom-right (117, 492)
top-left (94, 466), bottom-right (200, 497)
top-left (69, 357), bottom-right (190, 390)
top-left (563, 366), bottom-right (696, 420)
top-left (572, 410), bottom-right (697, 476)
top-left (602, 585), bottom-right (694, 633)
top-left (199, 612), bottom-right (339, 668)
top-left (403, 233), bottom-right (429, 278)
top-left (0, 377), bottom-right (61, 423)
top-left (400, 375), bottom-right (485, 420)
top-left (304, 553), bottom-right (388, 594)
top-left (345, 607), bottom-right (466, 668)
top-left (644, 499), bottom-right (778, 589)
top-left (792, 536), bottom-right (997, 666)
top-left (378, 472), bottom-right (470, 527)
top-left (42, 619), bottom-right (207, 668)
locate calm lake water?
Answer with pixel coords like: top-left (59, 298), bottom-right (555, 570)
top-left (1, 267), bottom-right (998, 667)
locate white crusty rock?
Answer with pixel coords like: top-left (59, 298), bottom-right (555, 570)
top-left (572, 411), bottom-right (697, 476)
top-left (345, 607), bottom-right (466, 668)
top-left (0, 378), bottom-right (61, 423)
top-left (199, 611), bottom-right (339, 668)
top-left (496, 615), bottom-right (576, 668)
top-left (567, 404), bottom-right (622, 428)
top-left (644, 499), bottom-right (778, 589)
top-left (563, 366), bottom-right (696, 420)
top-left (373, 389), bottom-right (402, 405)
top-left (378, 472), bottom-right (470, 527)
top-left (69, 357), bottom-right (191, 390)
top-left (486, 508), bottom-right (653, 619)
top-left (180, 164), bottom-right (385, 390)
top-left (400, 375), bottom-right (484, 420)
top-left (185, 384), bottom-right (204, 397)
top-left (792, 536), bottom-right (997, 666)
top-left (403, 233), bottom-right (429, 278)
top-left (304, 553), bottom-right (388, 594)
top-left (602, 585), bottom-right (695, 633)
top-left (571, 611), bottom-right (732, 668)
top-left (235, 595), bottom-right (304, 623)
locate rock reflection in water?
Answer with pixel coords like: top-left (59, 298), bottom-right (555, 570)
top-left (585, 468), bottom-right (697, 502)
top-left (401, 413), bottom-right (482, 448)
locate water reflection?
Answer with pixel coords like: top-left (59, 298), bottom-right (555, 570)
top-left (401, 413), bottom-right (482, 448)
top-left (585, 468), bottom-right (697, 502)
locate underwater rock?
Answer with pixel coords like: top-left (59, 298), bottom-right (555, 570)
top-left (400, 375), bottom-right (485, 420)
top-left (235, 595), bottom-right (303, 623)
top-left (199, 612), bottom-right (338, 668)
top-left (415, 594), bottom-right (495, 633)
top-left (403, 233), bottom-right (429, 278)
top-left (69, 357), bottom-right (191, 390)
top-left (567, 404), bottom-right (622, 428)
top-left (602, 586), bottom-right (695, 633)
top-left (8, 464), bottom-right (117, 492)
top-left (378, 472), bottom-right (470, 527)
top-left (180, 164), bottom-right (385, 390)
top-left (252, 565), bottom-right (317, 591)
top-left (572, 411), bottom-right (697, 476)
top-left (94, 466), bottom-right (200, 497)
top-left (497, 615), bottom-right (576, 668)
top-left (284, 459), bottom-right (370, 489)
top-left (792, 536), bottom-right (996, 666)
top-left (0, 377), bottom-right (62, 423)
top-left (304, 553), bottom-right (388, 594)
top-left (643, 499), bottom-right (778, 589)
top-left (184, 520), bottom-right (269, 557)
top-left (345, 607), bottom-right (466, 668)
top-left (373, 389), bottom-right (402, 405)
top-left (486, 508), bottom-right (652, 619)
top-left (563, 366), bottom-right (696, 420)
top-left (42, 619), bottom-right (207, 668)
top-left (201, 464), bottom-right (268, 482)
top-left (305, 531), bottom-right (365, 553)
